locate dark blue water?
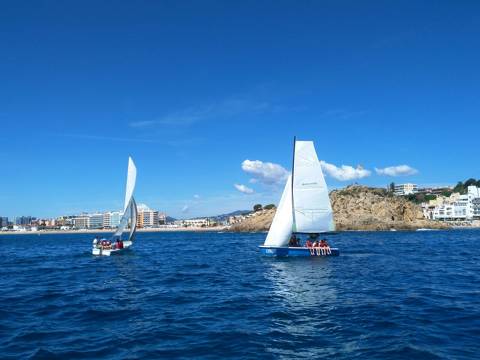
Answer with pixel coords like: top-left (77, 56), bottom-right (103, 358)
top-left (1, 230), bottom-right (479, 359)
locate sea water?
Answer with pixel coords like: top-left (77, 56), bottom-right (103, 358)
top-left (0, 230), bottom-right (479, 359)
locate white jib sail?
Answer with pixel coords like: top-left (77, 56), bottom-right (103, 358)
top-left (264, 175), bottom-right (293, 247)
top-left (292, 141), bottom-right (335, 233)
top-left (113, 157), bottom-right (137, 239)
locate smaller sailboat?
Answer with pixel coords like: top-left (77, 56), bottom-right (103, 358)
top-left (92, 157), bottom-right (138, 256)
top-left (259, 138), bottom-right (339, 257)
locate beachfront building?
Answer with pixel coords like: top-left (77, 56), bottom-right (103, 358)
top-left (0, 217), bottom-right (8, 228)
top-left (394, 183), bottom-right (418, 196)
top-left (89, 213), bottom-right (104, 229)
top-left (177, 218), bottom-right (212, 227)
top-left (72, 215), bottom-right (90, 229)
top-left (103, 211), bottom-right (123, 229)
top-left (136, 204), bottom-right (166, 228)
top-left (430, 186), bottom-right (480, 221)
top-left (72, 213), bottom-right (103, 229)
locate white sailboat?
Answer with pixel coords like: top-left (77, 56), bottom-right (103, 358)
top-left (92, 157), bottom-right (138, 256)
top-left (259, 138), bottom-right (339, 257)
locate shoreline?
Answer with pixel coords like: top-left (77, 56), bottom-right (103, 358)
top-left (2, 225), bottom-right (480, 236)
top-left (0, 227), bottom-right (229, 236)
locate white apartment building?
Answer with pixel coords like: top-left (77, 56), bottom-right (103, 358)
top-left (103, 211), bottom-right (123, 228)
top-left (432, 186), bottom-right (480, 221)
top-left (177, 218), bottom-right (211, 227)
top-left (72, 215), bottom-right (90, 229)
top-left (73, 213), bottom-right (107, 229)
top-left (394, 183), bottom-right (418, 196)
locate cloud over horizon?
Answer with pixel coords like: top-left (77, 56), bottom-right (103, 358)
top-left (234, 183), bottom-right (254, 194)
top-left (129, 97), bottom-right (278, 128)
top-left (241, 160), bottom-right (289, 185)
top-left (375, 165), bottom-right (418, 177)
top-left (320, 161), bottom-right (371, 181)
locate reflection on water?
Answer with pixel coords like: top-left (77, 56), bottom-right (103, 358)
top-left (264, 258), bottom-right (337, 308)
top-left (263, 258), bottom-right (339, 358)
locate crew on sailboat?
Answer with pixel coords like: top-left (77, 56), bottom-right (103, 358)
top-left (288, 234), bottom-right (300, 247)
top-left (320, 239), bottom-right (331, 255)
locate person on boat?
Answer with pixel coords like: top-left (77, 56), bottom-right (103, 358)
top-left (320, 239), bottom-right (331, 255)
top-left (312, 240), bottom-right (321, 256)
top-left (93, 237), bottom-right (99, 248)
top-left (305, 239), bottom-right (314, 255)
top-left (116, 238), bottom-right (124, 249)
top-left (288, 234), bottom-right (299, 247)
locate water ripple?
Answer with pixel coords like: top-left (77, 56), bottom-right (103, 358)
top-left (0, 230), bottom-right (479, 359)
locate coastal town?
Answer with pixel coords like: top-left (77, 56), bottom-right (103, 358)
top-left (2, 179), bottom-right (480, 233)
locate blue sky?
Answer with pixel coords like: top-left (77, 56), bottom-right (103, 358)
top-left (1, 1), bottom-right (480, 219)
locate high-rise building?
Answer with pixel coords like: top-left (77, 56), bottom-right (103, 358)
top-left (103, 211), bottom-right (123, 228)
top-left (14, 216), bottom-right (34, 226)
top-left (89, 213), bottom-right (104, 229)
top-left (72, 216), bottom-right (89, 229)
top-left (136, 204), bottom-right (165, 228)
top-left (0, 217), bottom-right (8, 228)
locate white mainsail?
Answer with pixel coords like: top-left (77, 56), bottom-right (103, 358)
top-left (264, 175), bottom-right (293, 247)
top-left (263, 139), bottom-right (335, 247)
top-left (292, 141), bottom-right (334, 233)
top-left (112, 157), bottom-right (137, 241)
top-left (123, 157), bottom-right (137, 212)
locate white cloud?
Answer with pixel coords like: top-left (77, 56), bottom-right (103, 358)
top-left (241, 160), bottom-right (289, 185)
top-left (234, 183), bottom-right (254, 194)
top-left (193, 194), bottom-right (200, 199)
top-left (129, 97), bottom-right (277, 128)
top-left (181, 205), bottom-right (189, 213)
top-left (320, 161), bottom-right (371, 181)
top-left (375, 165), bottom-right (418, 177)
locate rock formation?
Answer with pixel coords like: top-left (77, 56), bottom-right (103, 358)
top-left (229, 185), bottom-right (448, 232)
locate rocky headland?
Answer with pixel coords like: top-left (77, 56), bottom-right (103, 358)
top-left (229, 185), bottom-right (449, 232)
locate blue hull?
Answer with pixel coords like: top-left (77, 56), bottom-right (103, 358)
top-left (259, 246), bottom-right (340, 257)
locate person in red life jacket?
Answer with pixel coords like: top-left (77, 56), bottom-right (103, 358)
top-left (311, 240), bottom-right (320, 255)
top-left (116, 239), bottom-right (124, 249)
top-left (305, 239), bottom-right (314, 255)
top-left (320, 239), bottom-right (331, 255)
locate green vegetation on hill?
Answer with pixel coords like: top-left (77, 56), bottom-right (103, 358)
top-left (453, 178), bottom-right (480, 194)
top-left (405, 193), bottom-right (437, 204)
top-left (253, 204), bottom-right (276, 212)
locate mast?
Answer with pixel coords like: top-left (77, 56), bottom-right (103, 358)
top-left (291, 136), bottom-right (296, 233)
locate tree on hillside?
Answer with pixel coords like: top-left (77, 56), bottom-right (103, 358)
top-left (442, 190), bottom-right (453, 197)
top-left (464, 178), bottom-right (478, 188)
top-left (263, 204), bottom-right (276, 210)
top-left (389, 182), bottom-right (395, 193)
top-left (453, 181), bottom-right (464, 194)
top-left (253, 204), bottom-right (263, 212)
